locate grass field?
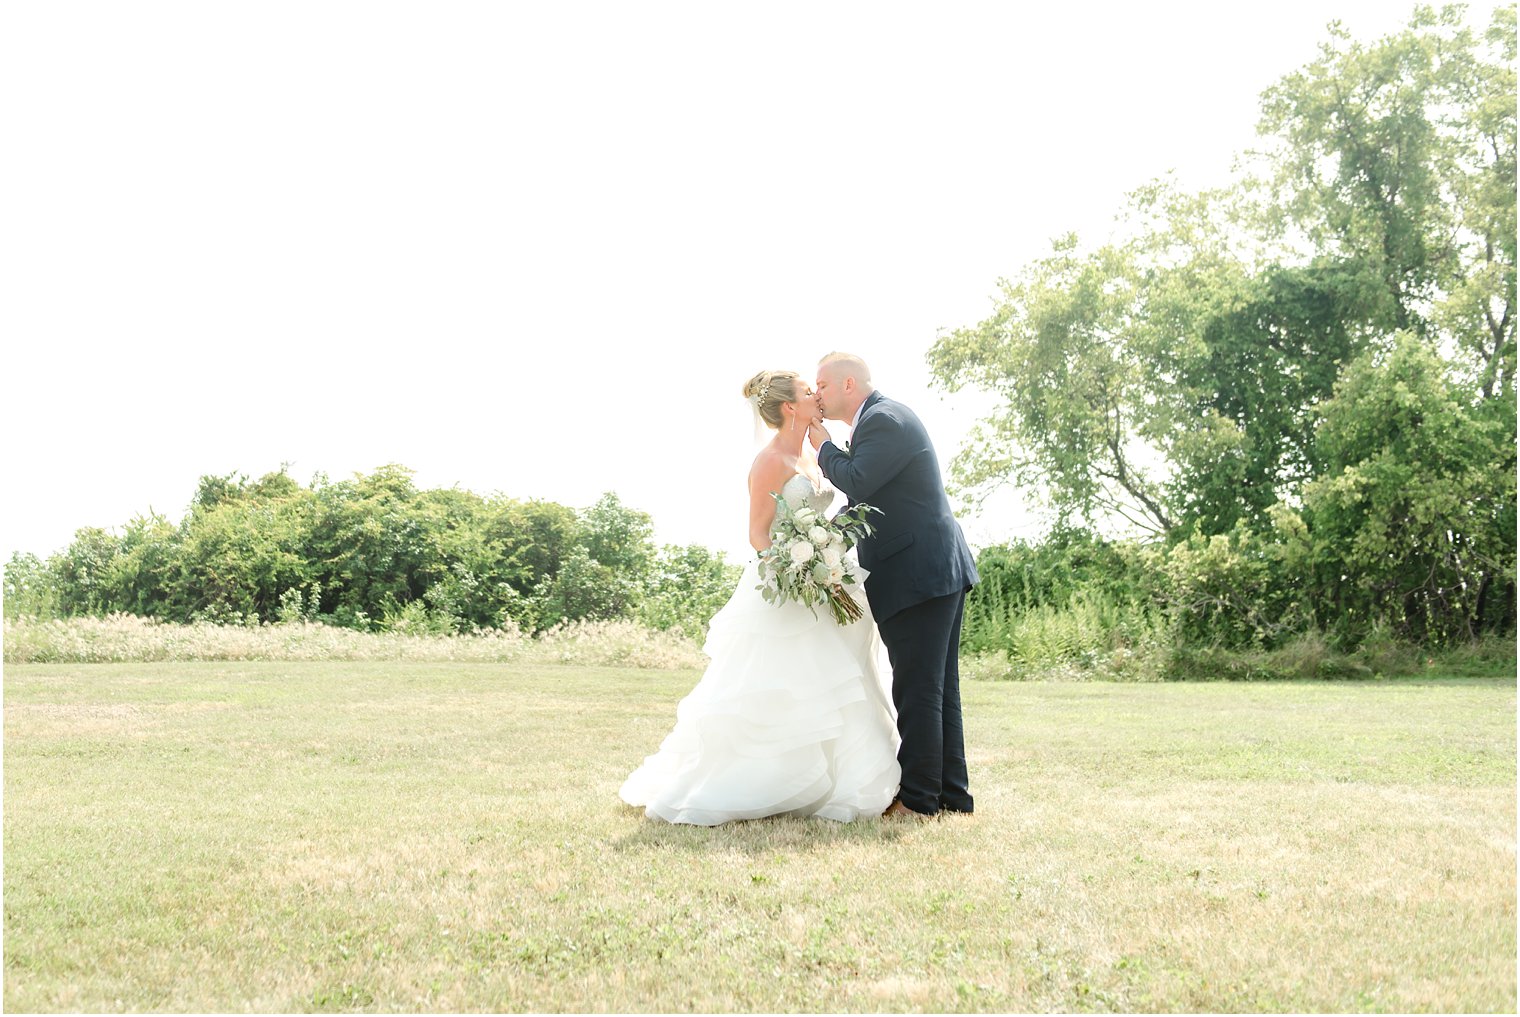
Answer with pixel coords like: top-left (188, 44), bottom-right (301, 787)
top-left (4, 662), bottom-right (1515, 1012)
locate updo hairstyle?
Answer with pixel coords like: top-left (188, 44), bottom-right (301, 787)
top-left (742, 370), bottom-right (803, 430)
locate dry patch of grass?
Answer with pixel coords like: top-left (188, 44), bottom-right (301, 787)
top-left (3, 614), bottom-right (706, 669)
top-left (4, 663), bottom-right (1514, 1012)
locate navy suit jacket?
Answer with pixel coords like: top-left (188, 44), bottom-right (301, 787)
top-left (818, 391), bottom-right (979, 623)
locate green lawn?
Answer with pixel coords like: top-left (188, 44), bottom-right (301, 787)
top-left (4, 662), bottom-right (1515, 1012)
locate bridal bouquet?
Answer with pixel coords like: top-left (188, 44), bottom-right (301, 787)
top-left (757, 495), bottom-right (880, 624)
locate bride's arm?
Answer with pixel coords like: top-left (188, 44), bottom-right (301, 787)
top-left (748, 456), bottom-right (791, 553)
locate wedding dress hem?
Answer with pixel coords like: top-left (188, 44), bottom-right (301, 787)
top-left (618, 476), bottom-right (901, 826)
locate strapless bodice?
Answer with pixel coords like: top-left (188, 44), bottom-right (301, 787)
top-left (781, 473), bottom-right (836, 516)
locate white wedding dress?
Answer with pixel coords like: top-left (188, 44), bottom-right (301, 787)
top-left (619, 474), bottom-right (901, 825)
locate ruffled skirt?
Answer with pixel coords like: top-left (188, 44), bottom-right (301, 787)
top-left (619, 561), bottom-right (901, 824)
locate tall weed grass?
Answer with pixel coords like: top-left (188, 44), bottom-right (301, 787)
top-left (961, 590), bottom-right (1515, 682)
top-left (963, 589), bottom-right (1173, 681)
top-left (2, 614), bottom-right (707, 670)
top-left (8, 611), bottom-right (1510, 681)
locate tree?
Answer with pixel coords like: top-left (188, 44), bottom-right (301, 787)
top-left (1300, 333), bottom-right (1515, 643)
top-left (928, 186), bottom-right (1380, 539)
top-left (1162, 260), bottom-right (1381, 533)
top-left (580, 492), bottom-right (655, 579)
top-left (929, 235), bottom-right (1177, 536)
top-left (52, 527), bottom-right (123, 616)
top-left (172, 496), bottom-right (312, 623)
top-left (1259, 3), bottom-right (1516, 393)
top-left (536, 492), bottom-right (657, 625)
top-left (304, 465), bottom-right (433, 628)
top-left (932, 5), bottom-right (1514, 547)
top-left (932, 5), bottom-right (1515, 654)
top-left (105, 512), bottom-right (179, 618)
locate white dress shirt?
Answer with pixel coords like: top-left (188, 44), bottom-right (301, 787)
top-left (851, 397), bottom-right (868, 430)
top-left (821, 393), bottom-right (871, 454)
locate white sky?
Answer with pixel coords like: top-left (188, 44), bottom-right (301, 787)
top-left (3, 1), bottom-right (1497, 566)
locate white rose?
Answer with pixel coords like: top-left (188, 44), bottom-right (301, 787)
top-left (829, 534), bottom-right (845, 552)
top-left (788, 540), bottom-right (815, 566)
top-left (820, 545), bottom-right (842, 569)
top-left (828, 566), bottom-right (845, 585)
top-left (809, 525), bottom-right (830, 546)
top-left (792, 507), bottom-right (817, 528)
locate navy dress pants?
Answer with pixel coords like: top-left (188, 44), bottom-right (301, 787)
top-left (875, 590), bottom-right (973, 816)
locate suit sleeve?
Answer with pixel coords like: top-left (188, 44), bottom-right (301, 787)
top-left (818, 409), bottom-right (918, 503)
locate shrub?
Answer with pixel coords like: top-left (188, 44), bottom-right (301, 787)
top-left (3, 552), bottom-right (60, 620)
top-left (1155, 524), bottom-right (1306, 649)
top-left (638, 544), bottom-right (742, 641)
top-left (21, 468), bottom-right (692, 636)
top-left (962, 528), bottom-right (1155, 654)
top-left (1302, 334), bottom-right (1517, 645)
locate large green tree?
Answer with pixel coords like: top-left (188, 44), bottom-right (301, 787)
top-left (1299, 333), bottom-right (1515, 642)
top-left (934, 4), bottom-right (1515, 649)
top-left (932, 4), bottom-right (1514, 543)
top-left (1260, 4), bottom-right (1516, 387)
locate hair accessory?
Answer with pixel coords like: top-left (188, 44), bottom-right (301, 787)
top-left (750, 379), bottom-right (771, 406)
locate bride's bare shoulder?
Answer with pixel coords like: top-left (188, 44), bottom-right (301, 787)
top-left (748, 448), bottom-right (792, 489)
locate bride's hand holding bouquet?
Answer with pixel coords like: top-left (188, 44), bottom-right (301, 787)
top-left (756, 491), bottom-right (879, 625)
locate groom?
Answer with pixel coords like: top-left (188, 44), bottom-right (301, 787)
top-left (809, 352), bottom-right (979, 818)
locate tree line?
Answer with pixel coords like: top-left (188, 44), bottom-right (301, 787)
top-left (3, 465), bottom-right (739, 642)
top-left (937, 4), bottom-right (1515, 655)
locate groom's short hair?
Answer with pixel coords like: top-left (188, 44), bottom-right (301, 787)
top-left (819, 351), bottom-right (871, 384)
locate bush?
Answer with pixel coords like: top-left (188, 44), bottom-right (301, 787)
top-left (3, 552), bottom-right (59, 620)
top-left (1301, 334), bottom-right (1517, 645)
top-left (1155, 524), bottom-right (1307, 649)
top-left (18, 468), bottom-right (703, 637)
top-left (638, 544), bottom-right (742, 641)
top-left (538, 546), bottom-right (637, 625)
top-left (963, 528), bottom-right (1155, 654)
top-left (960, 518), bottom-right (1514, 679)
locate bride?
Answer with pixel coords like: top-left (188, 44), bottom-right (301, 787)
top-left (619, 369), bottom-right (901, 824)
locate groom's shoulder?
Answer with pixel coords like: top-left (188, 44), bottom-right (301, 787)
top-left (864, 392), bottom-right (922, 430)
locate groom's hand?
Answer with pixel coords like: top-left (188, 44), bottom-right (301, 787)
top-left (807, 420), bottom-right (829, 452)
